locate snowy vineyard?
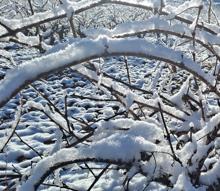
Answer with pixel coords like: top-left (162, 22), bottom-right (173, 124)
top-left (0, 0), bottom-right (220, 190)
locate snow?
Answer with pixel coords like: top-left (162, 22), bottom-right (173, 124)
top-left (195, 113), bottom-right (220, 140)
top-left (0, 105), bottom-right (21, 151)
top-left (60, 0), bottom-right (75, 19)
top-left (172, 171), bottom-right (200, 191)
top-left (16, 32), bottom-right (40, 47)
top-left (77, 65), bottom-right (187, 121)
top-left (18, 118), bottom-right (163, 191)
top-left (18, 148), bottom-right (79, 191)
top-left (200, 160), bottom-right (220, 186)
top-left (84, 16), bottom-right (220, 50)
top-left (0, 37), bottom-right (216, 108)
top-left (0, 0), bottom-right (219, 39)
top-left (124, 91), bottom-right (135, 110)
top-left (169, 76), bottom-right (191, 108)
top-left (0, 0), bottom-right (220, 190)
top-left (170, 0), bottom-right (203, 16)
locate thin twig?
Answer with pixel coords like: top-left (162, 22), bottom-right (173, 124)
top-left (15, 132), bottom-right (42, 159)
top-left (158, 103), bottom-right (182, 166)
top-left (87, 164), bottom-right (110, 191)
top-left (0, 105), bottom-right (22, 152)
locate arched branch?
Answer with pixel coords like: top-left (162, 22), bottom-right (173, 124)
top-left (0, 37), bottom-right (217, 108)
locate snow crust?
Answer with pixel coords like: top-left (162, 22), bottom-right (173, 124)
top-left (0, 1), bottom-right (220, 191)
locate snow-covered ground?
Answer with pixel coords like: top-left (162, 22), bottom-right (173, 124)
top-left (0, 0), bottom-right (220, 190)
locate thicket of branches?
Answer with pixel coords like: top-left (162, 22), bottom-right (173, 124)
top-left (0, 0), bottom-right (220, 190)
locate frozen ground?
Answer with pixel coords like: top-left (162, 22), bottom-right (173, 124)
top-left (0, 0), bottom-right (220, 191)
top-left (0, 38), bottom-right (190, 191)
top-left (0, 43), bottom-right (172, 191)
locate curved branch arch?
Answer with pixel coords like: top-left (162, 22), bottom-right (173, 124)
top-left (0, 37), bottom-right (218, 108)
top-left (18, 149), bottom-right (132, 191)
top-left (17, 130), bottom-right (166, 190)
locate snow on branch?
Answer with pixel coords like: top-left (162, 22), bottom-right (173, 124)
top-left (166, 0), bottom-right (203, 16)
top-left (0, 37), bottom-right (217, 108)
top-left (0, 0), bottom-right (219, 39)
top-left (86, 16), bottom-right (220, 46)
top-left (84, 16), bottom-right (220, 59)
top-left (18, 118), bottom-right (163, 190)
top-left (76, 65), bottom-right (187, 121)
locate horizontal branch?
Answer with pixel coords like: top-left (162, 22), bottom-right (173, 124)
top-left (0, 0), bottom-right (219, 38)
top-left (84, 17), bottom-right (220, 59)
